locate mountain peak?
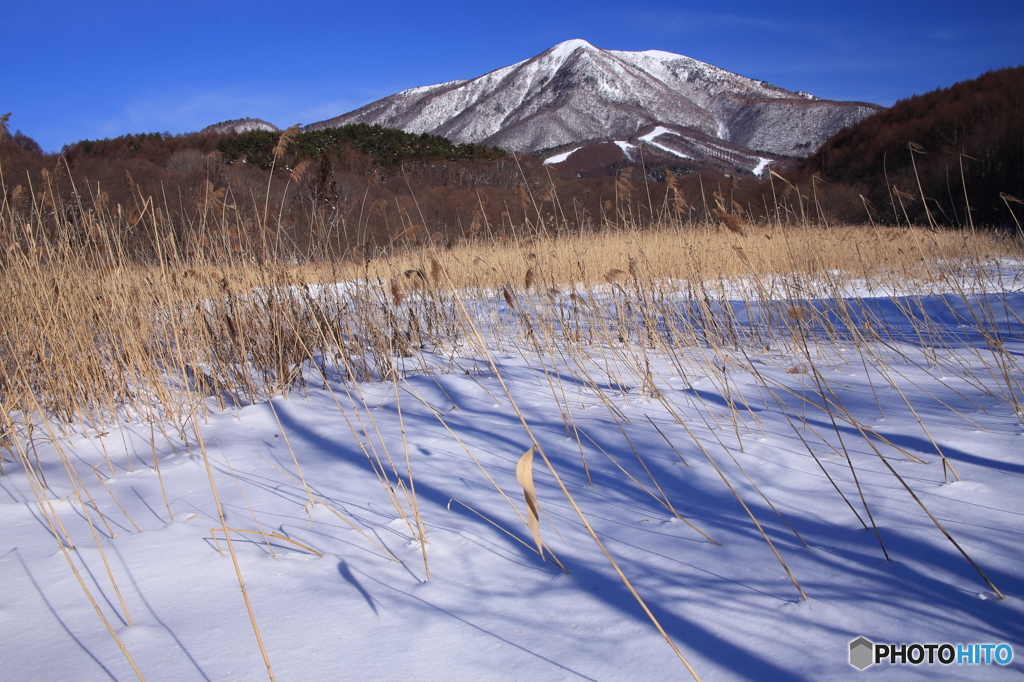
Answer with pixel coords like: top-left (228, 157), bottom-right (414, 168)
top-left (307, 42), bottom-right (881, 171)
top-left (546, 39), bottom-right (596, 61)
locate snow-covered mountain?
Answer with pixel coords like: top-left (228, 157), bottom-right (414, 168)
top-left (307, 39), bottom-right (880, 174)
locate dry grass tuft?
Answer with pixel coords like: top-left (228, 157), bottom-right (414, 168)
top-left (430, 257), bottom-right (444, 283)
top-left (715, 208), bottom-right (747, 236)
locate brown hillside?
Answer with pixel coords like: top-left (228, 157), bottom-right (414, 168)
top-left (801, 66), bottom-right (1024, 227)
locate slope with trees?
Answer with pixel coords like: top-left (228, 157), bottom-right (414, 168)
top-left (800, 66), bottom-right (1024, 227)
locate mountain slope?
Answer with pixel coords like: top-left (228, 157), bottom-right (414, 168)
top-left (308, 40), bottom-right (880, 172)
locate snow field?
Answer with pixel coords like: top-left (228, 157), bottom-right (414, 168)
top-left (2, 264), bottom-right (1023, 681)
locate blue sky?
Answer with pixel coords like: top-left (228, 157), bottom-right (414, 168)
top-left (6, 0), bottom-right (1023, 152)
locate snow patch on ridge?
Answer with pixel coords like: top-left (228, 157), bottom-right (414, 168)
top-left (544, 147), bottom-right (582, 165)
top-left (639, 126), bottom-right (674, 143)
top-left (753, 157), bottom-right (770, 176)
top-left (635, 49), bottom-right (685, 61)
top-left (401, 80), bottom-right (467, 95)
top-left (646, 140), bottom-right (692, 159)
top-left (614, 141), bottom-right (636, 160)
top-left (635, 128), bottom-right (694, 159)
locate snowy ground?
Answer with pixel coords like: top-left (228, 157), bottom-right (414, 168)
top-left (2, 279), bottom-right (1023, 681)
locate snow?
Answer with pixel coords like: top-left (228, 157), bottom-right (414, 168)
top-left (635, 49), bottom-right (686, 62)
top-left (611, 48), bottom-right (795, 103)
top-left (647, 140), bottom-right (692, 159)
top-left (634, 128), bottom-right (693, 159)
top-left (543, 146), bottom-right (582, 165)
top-left (614, 140), bottom-right (636, 160)
top-left (753, 157), bottom-right (771, 176)
top-left (3, 271), bottom-right (1024, 680)
top-left (400, 79), bottom-right (467, 95)
top-left (547, 39), bottom-right (595, 62)
top-left (638, 126), bottom-right (674, 143)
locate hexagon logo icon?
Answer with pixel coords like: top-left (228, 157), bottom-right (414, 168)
top-left (850, 637), bottom-right (874, 670)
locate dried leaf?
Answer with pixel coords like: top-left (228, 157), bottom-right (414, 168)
top-left (516, 446), bottom-right (543, 554)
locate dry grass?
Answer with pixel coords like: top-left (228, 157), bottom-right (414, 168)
top-left (1, 205), bottom-right (1016, 427)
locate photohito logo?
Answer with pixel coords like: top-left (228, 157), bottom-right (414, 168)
top-left (849, 637), bottom-right (1014, 670)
